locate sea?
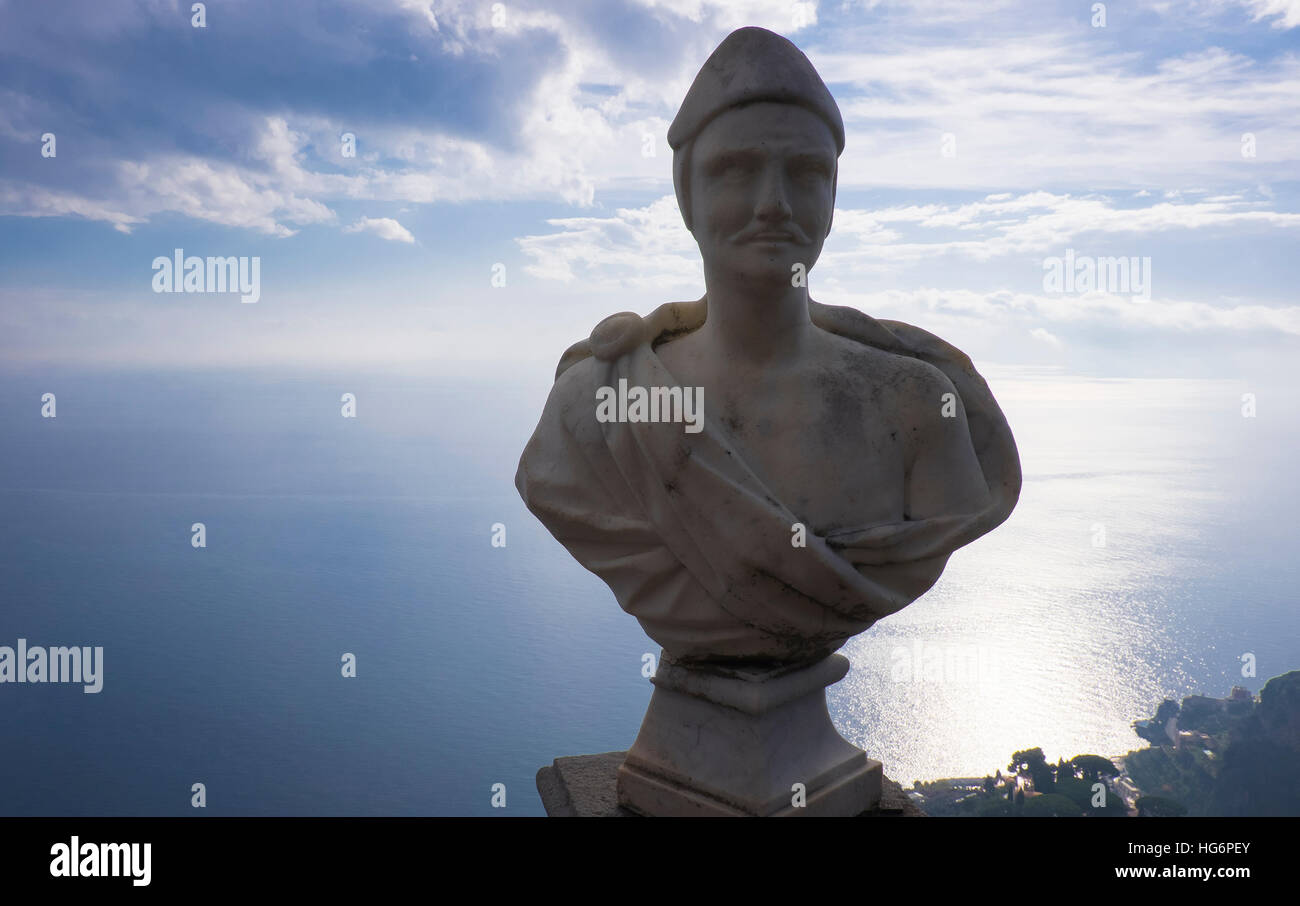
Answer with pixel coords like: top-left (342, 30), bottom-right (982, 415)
top-left (1, 366), bottom-right (1296, 815)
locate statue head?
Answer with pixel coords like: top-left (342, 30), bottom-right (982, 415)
top-left (668, 27), bottom-right (844, 288)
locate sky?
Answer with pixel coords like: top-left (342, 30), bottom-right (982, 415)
top-left (1, 0), bottom-right (1298, 381)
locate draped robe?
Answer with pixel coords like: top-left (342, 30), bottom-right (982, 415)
top-left (515, 297), bottom-right (1021, 663)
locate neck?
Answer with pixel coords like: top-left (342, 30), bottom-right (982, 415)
top-left (699, 268), bottom-right (813, 365)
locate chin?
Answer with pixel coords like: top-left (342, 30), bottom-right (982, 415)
top-left (726, 249), bottom-right (803, 286)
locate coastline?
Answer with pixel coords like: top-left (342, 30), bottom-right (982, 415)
top-left (907, 670), bottom-right (1299, 817)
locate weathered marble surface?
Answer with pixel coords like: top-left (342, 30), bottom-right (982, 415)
top-left (537, 752), bottom-right (926, 817)
top-left (618, 653), bottom-right (881, 816)
top-left (517, 26), bottom-right (1021, 817)
top-left (516, 28), bottom-right (1020, 665)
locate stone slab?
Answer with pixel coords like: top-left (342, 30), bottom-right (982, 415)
top-left (537, 752), bottom-right (926, 817)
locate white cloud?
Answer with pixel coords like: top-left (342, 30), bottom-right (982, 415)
top-left (835, 286), bottom-right (1300, 337)
top-left (518, 194), bottom-right (699, 287)
top-left (1030, 327), bottom-right (1062, 346)
top-left (116, 154), bottom-right (337, 237)
top-left (823, 191), bottom-right (1300, 266)
top-left (632, 0), bottom-right (819, 29)
top-left (518, 190), bottom-right (1300, 282)
top-left (344, 217), bottom-right (416, 243)
top-left (820, 39), bottom-right (1300, 190)
top-left (3, 0), bottom-right (1299, 235)
top-left (0, 181), bottom-right (146, 234)
top-left (0, 129), bottom-right (340, 237)
top-left (1218, 0), bottom-right (1300, 28)
top-left (512, 189), bottom-right (1300, 352)
top-left (232, 18), bottom-right (1300, 210)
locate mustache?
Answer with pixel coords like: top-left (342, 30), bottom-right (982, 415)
top-left (732, 224), bottom-right (812, 243)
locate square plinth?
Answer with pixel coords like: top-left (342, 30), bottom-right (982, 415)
top-left (617, 653), bottom-right (884, 816)
top-left (536, 752), bottom-right (924, 817)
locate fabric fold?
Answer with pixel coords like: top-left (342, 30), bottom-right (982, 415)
top-left (516, 297), bottom-right (1021, 662)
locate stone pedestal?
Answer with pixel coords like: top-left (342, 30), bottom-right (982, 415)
top-left (609, 652), bottom-right (882, 816)
top-left (537, 752), bottom-right (922, 817)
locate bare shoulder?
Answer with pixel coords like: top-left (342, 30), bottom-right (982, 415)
top-left (814, 329), bottom-right (967, 474)
top-left (816, 328), bottom-right (956, 403)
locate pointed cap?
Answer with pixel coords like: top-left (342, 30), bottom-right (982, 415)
top-left (667, 27), bottom-right (844, 153)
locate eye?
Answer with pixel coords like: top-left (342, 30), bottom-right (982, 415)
top-left (791, 159), bottom-right (831, 181)
top-left (710, 154), bottom-right (756, 179)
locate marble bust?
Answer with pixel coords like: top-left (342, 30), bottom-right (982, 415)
top-left (519, 27), bottom-right (1021, 815)
top-left (517, 26), bottom-right (1020, 665)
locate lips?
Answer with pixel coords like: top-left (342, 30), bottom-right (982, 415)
top-left (748, 231), bottom-right (796, 242)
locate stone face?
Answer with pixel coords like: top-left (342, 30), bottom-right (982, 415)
top-left (517, 25), bottom-right (1021, 816)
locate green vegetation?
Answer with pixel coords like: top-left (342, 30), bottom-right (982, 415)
top-left (1022, 793), bottom-right (1083, 817)
top-left (919, 750), bottom-right (1124, 817)
top-left (1008, 748), bottom-right (1054, 792)
top-left (1124, 671), bottom-right (1300, 816)
top-left (913, 670), bottom-right (1300, 817)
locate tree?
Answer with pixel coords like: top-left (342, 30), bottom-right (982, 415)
top-left (1154, 699), bottom-right (1179, 724)
top-left (1023, 793), bottom-right (1084, 817)
top-left (1055, 776), bottom-right (1093, 811)
top-left (975, 796), bottom-right (1013, 817)
top-left (1009, 747), bottom-right (1054, 792)
top-left (1070, 754), bottom-right (1120, 785)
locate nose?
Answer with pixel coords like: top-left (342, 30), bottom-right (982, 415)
top-left (753, 164), bottom-right (792, 224)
